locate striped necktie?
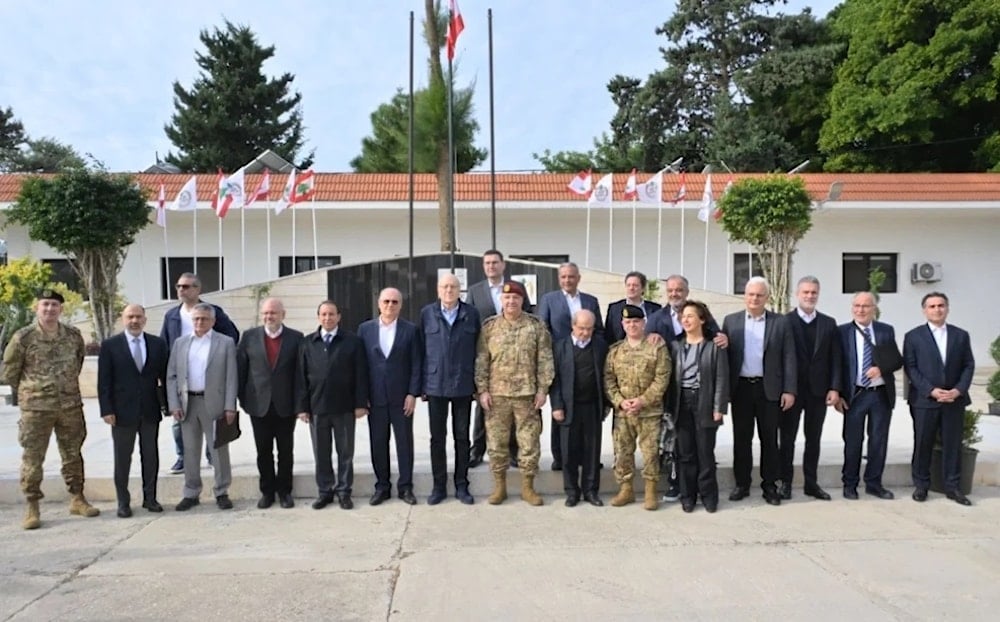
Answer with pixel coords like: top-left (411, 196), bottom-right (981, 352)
top-left (861, 326), bottom-right (874, 387)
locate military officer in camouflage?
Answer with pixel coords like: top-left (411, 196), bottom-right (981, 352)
top-left (605, 304), bottom-right (672, 510)
top-left (474, 280), bottom-right (555, 506)
top-left (2, 289), bottom-right (100, 529)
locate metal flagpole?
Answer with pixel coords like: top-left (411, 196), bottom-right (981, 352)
top-left (240, 198), bottom-right (246, 286)
top-left (631, 196), bottom-right (637, 270)
top-left (608, 201), bottom-right (614, 272)
top-left (488, 8), bottom-right (497, 248)
top-left (447, 46), bottom-right (456, 272)
top-left (585, 204), bottom-right (591, 267)
top-left (292, 204), bottom-right (297, 274)
top-left (266, 201), bottom-right (273, 280)
top-left (193, 209), bottom-right (198, 275)
top-left (655, 197), bottom-right (663, 278)
top-left (311, 193), bottom-right (318, 270)
top-left (407, 10), bottom-right (415, 303)
top-left (679, 188), bottom-right (686, 275)
top-left (162, 213), bottom-right (170, 299)
top-left (726, 241), bottom-right (732, 294)
top-left (137, 236), bottom-right (148, 305)
top-left (702, 215), bottom-right (710, 289)
top-left (218, 215), bottom-right (223, 289)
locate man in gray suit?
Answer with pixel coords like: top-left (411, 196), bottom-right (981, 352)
top-left (167, 303), bottom-right (239, 511)
top-left (237, 298), bottom-right (303, 509)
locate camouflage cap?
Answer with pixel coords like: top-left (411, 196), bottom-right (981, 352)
top-left (36, 288), bottom-right (65, 304)
top-left (501, 280), bottom-right (527, 299)
top-left (622, 304), bottom-right (645, 319)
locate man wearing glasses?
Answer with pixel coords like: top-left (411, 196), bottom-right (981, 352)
top-left (161, 273), bottom-right (239, 474)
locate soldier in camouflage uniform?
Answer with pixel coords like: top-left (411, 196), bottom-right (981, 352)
top-left (474, 280), bottom-right (555, 506)
top-left (1, 289), bottom-right (99, 529)
top-left (605, 304), bottom-right (672, 510)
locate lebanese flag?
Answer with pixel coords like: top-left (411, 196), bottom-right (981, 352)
top-left (277, 169), bottom-right (296, 215)
top-left (669, 172), bottom-right (687, 204)
top-left (291, 169), bottom-right (316, 203)
top-left (588, 173), bottom-right (613, 207)
top-left (212, 170), bottom-right (226, 216)
top-left (155, 183), bottom-right (166, 227)
top-left (446, 0), bottom-right (464, 61)
top-left (217, 167), bottom-right (245, 218)
top-left (567, 170), bottom-right (592, 197)
top-left (623, 168), bottom-right (638, 200)
top-left (245, 170), bottom-right (271, 208)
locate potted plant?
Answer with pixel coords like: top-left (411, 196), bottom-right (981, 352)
top-left (988, 335), bottom-right (1000, 416)
top-left (930, 409), bottom-right (982, 495)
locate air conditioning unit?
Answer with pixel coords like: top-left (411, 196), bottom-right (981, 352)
top-left (911, 261), bottom-right (943, 283)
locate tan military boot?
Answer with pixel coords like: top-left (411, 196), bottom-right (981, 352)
top-left (487, 472), bottom-right (507, 505)
top-left (520, 476), bottom-right (543, 506)
top-left (69, 493), bottom-right (100, 517)
top-left (643, 480), bottom-right (659, 511)
top-left (23, 499), bottom-right (40, 530)
top-left (610, 481), bottom-right (635, 507)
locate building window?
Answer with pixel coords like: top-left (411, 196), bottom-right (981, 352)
top-left (42, 258), bottom-right (83, 294)
top-left (161, 258), bottom-right (222, 300)
top-left (279, 256), bottom-right (341, 277)
top-left (510, 254), bottom-right (569, 265)
top-left (733, 253), bottom-right (764, 295)
top-left (842, 253), bottom-right (898, 294)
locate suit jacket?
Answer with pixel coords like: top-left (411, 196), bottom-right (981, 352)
top-left (549, 336), bottom-right (609, 426)
top-left (420, 301), bottom-right (480, 398)
top-left (903, 323), bottom-right (975, 409)
top-left (296, 328), bottom-right (369, 416)
top-left (665, 339), bottom-right (730, 428)
top-left (465, 279), bottom-right (530, 322)
top-left (604, 299), bottom-right (662, 343)
top-left (837, 320), bottom-right (899, 410)
top-left (166, 331), bottom-right (238, 418)
top-left (721, 310), bottom-right (797, 402)
top-left (358, 318), bottom-right (423, 408)
top-left (97, 331), bottom-right (168, 426)
top-left (161, 302), bottom-right (239, 349)
top-left (537, 289), bottom-right (604, 342)
top-left (785, 310), bottom-right (843, 399)
top-left (645, 306), bottom-right (720, 342)
top-left (236, 325), bottom-right (304, 418)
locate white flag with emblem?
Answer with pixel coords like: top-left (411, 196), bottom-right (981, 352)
top-left (636, 170), bottom-right (664, 205)
top-left (588, 173), bottom-right (613, 207)
top-left (170, 176), bottom-right (198, 211)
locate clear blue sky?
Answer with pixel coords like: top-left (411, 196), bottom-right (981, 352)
top-left (0, 0), bottom-right (841, 172)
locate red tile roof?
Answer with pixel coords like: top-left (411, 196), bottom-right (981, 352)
top-left (0, 172), bottom-right (997, 203)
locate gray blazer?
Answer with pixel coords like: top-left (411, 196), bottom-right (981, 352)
top-left (166, 331), bottom-right (238, 419)
top-left (237, 326), bottom-right (304, 418)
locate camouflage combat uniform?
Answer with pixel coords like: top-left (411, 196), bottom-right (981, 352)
top-left (474, 312), bottom-right (554, 476)
top-left (605, 339), bottom-right (671, 484)
top-left (2, 321), bottom-right (87, 501)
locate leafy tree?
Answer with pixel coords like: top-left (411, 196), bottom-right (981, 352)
top-left (0, 106), bottom-right (27, 170)
top-left (3, 137), bottom-right (86, 173)
top-left (819, 0), bottom-right (1000, 171)
top-left (164, 20), bottom-right (313, 172)
top-left (0, 258), bottom-right (82, 351)
top-left (717, 176), bottom-right (813, 311)
top-left (5, 168), bottom-right (151, 341)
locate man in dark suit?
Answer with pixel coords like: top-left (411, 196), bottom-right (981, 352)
top-left (903, 292), bottom-right (975, 506)
top-left (537, 262), bottom-right (604, 470)
top-left (161, 272), bottom-right (239, 474)
top-left (604, 271), bottom-right (661, 344)
top-left (721, 276), bottom-right (796, 506)
top-left (97, 304), bottom-right (169, 517)
top-left (466, 249), bottom-right (527, 467)
top-left (237, 297), bottom-right (303, 510)
top-left (297, 300), bottom-right (369, 511)
top-left (550, 309), bottom-right (608, 507)
top-left (836, 291), bottom-right (902, 500)
top-left (779, 276), bottom-right (842, 501)
top-left (358, 288), bottom-right (423, 506)
top-left (420, 273), bottom-right (480, 505)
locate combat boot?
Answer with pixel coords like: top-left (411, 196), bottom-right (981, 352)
top-left (643, 480), bottom-right (659, 511)
top-left (487, 472), bottom-right (507, 505)
top-left (610, 481), bottom-right (635, 506)
top-left (520, 475), bottom-right (543, 506)
top-left (23, 499), bottom-right (40, 530)
top-left (69, 493), bottom-right (100, 517)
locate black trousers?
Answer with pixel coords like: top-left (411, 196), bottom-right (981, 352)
top-left (368, 404), bottom-right (415, 493)
top-left (911, 403), bottom-right (963, 492)
top-left (427, 396), bottom-right (472, 491)
top-left (559, 401), bottom-right (602, 496)
top-left (310, 412), bottom-right (356, 497)
top-left (249, 406), bottom-right (297, 496)
top-left (471, 402), bottom-right (518, 460)
top-left (732, 378), bottom-right (780, 493)
top-left (779, 394), bottom-right (827, 488)
top-left (842, 387), bottom-right (891, 489)
top-left (675, 389), bottom-right (719, 505)
top-left (111, 417), bottom-right (160, 507)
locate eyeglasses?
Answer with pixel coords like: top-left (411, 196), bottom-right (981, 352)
top-left (175, 284), bottom-right (196, 289)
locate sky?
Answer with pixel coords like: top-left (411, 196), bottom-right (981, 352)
top-left (0, 0), bottom-right (841, 173)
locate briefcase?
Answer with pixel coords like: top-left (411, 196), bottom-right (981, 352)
top-left (214, 415), bottom-right (241, 448)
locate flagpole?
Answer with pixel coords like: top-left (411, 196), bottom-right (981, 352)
top-left (311, 193), bottom-right (318, 270)
top-left (240, 198), bottom-right (246, 286)
top-left (162, 217), bottom-right (170, 299)
top-left (488, 7), bottom-right (497, 248)
top-left (702, 216), bottom-right (709, 289)
top-left (407, 10), bottom-right (415, 304)
top-left (585, 204), bottom-right (591, 267)
top-left (726, 241), bottom-right (732, 293)
top-left (218, 214), bottom-right (223, 289)
top-left (679, 189), bottom-right (686, 275)
top-left (447, 41), bottom-right (456, 272)
top-left (193, 209), bottom-right (198, 275)
top-left (137, 234), bottom-right (148, 306)
top-left (608, 201), bottom-right (614, 272)
top-left (292, 204), bottom-right (297, 274)
top-left (631, 196), bottom-right (637, 270)
top-left (266, 200), bottom-right (273, 280)
top-left (655, 197), bottom-right (663, 279)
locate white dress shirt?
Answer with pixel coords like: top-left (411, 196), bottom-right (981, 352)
top-left (563, 291), bottom-right (582, 318)
top-left (796, 308), bottom-right (816, 324)
top-left (929, 322), bottom-right (947, 364)
top-left (186, 333), bottom-right (212, 392)
top-left (179, 305), bottom-right (195, 337)
top-left (853, 322), bottom-right (885, 387)
top-left (379, 319), bottom-right (397, 357)
top-left (126, 331), bottom-right (146, 368)
top-left (740, 313), bottom-right (766, 377)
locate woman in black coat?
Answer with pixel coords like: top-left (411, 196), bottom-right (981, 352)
top-left (665, 301), bottom-right (729, 513)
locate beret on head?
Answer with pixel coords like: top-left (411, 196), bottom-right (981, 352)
top-left (36, 288), bottom-right (65, 304)
top-left (622, 304), bottom-right (645, 319)
top-left (502, 280), bottom-right (527, 299)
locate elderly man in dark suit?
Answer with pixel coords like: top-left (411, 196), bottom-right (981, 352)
top-left (358, 287), bottom-right (423, 506)
top-left (97, 304), bottom-right (169, 517)
top-left (722, 277), bottom-right (797, 506)
top-left (420, 273), bottom-right (480, 505)
top-left (237, 297), bottom-right (303, 509)
top-left (537, 262), bottom-right (604, 470)
top-left (836, 291), bottom-right (903, 500)
top-left (604, 271), bottom-right (661, 344)
top-left (166, 303), bottom-right (239, 511)
top-left (550, 309), bottom-right (608, 507)
top-left (903, 292), bottom-right (975, 506)
top-left (779, 276), bottom-right (842, 501)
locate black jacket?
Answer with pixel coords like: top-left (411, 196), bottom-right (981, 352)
top-left (296, 328), bottom-right (369, 416)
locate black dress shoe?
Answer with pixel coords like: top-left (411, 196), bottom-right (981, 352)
top-left (780, 482), bottom-right (792, 500)
top-left (865, 486), bottom-right (894, 500)
top-left (946, 490), bottom-right (972, 506)
top-left (312, 495), bottom-right (334, 510)
top-left (370, 490), bottom-right (391, 506)
top-left (681, 500), bottom-right (695, 513)
top-left (455, 486), bottom-right (474, 505)
top-left (583, 492), bottom-right (603, 507)
top-left (469, 454), bottom-right (484, 468)
top-left (912, 488), bottom-right (928, 502)
top-left (729, 487), bottom-right (750, 501)
top-left (278, 493), bottom-right (295, 508)
top-left (175, 497), bottom-right (200, 511)
top-left (804, 486), bottom-right (832, 501)
top-left (339, 495), bottom-right (354, 510)
top-left (216, 495), bottom-right (233, 510)
top-left (257, 494), bottom-right (274, 509)
top-left (551, 460), bottom-right (563, 471)
top-left (763, 492), bottom-right (781, 506)
top-left (565, 495), bottom-right (579, 507)
top-left (399, 490), bottom-right (418, 505)
top-left (142, 499), bottom-right (164, 513)
top-left (704, 500), bottom-right (718, 513)
top-left (117, 506), bottom-right (133, 518)
top-left (428, 489), bottom-right (447, 505)
top-left (843, 487), bottom-right (859, 500)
